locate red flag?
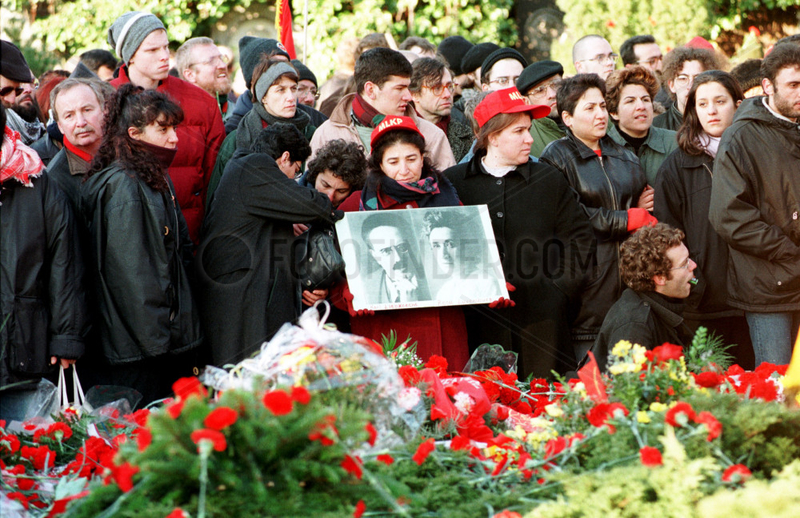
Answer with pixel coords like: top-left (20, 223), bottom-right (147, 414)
top-left (276, 0), bottom-right (297, 59)
top-left (577, 351), bottom-right (608, 403)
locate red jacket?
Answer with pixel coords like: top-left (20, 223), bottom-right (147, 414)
top-left (336, 191), bottom-right (470, 370)
top-left (111, 68), bottom-right (225, 243)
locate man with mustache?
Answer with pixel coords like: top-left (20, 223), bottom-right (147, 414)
top-left (0, 40), bottom-right (46, 145)
top-left (46, 78), bottom-right (111, 209)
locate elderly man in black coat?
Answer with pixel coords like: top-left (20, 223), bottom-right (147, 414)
top-left (197, 123), bottom-right (341, 366)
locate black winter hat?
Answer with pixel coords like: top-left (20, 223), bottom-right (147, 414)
top-left (460, 42), bottom-right (500, 75)
top-left (70, 61), bottom-right (99, 80)
top-left (516, 61), bottom-right (564, 95)
top-left (730, 59), bottom-right (763, 93)
top-left (481, 48), bottom-right (528, 79)
top-left (238, 36), bottom-right (292, 89)
top-left (0, 40), bottom-right (33, 83)
top-left (291, 59), bottom-right (317, 87)
top-left (438, 36), bottom-right (473, 76)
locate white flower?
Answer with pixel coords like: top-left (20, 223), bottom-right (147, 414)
top-left (453, 392), bottom-right (474, 414)
top-left (397, 387), bottom-right (421, 410)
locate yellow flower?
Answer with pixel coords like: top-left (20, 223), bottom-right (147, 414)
top-left (609, 363), bottom-right (638, 375)
top-left (545, 403), bottom-right (563, 417)
top-left (612, 340), bottom-right (633, 358)
top-left (631, 345), bottom-right (647, 366)
top-left (637, 411), bottom-right (651, 424)
top-left (650, 402), bottom-right (667, 412)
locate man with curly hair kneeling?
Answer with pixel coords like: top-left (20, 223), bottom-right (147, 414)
top-left (590, 223), bottom-right (697, 371)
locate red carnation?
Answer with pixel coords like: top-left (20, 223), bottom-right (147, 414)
top-left (111, 462), bottom-right (139, 492)
top-left (544, 436), bottom-right (568, 459)
top-left (694, 371), bottom-right (723, 388)
top-left (165, 509), bottom-right (188, 518)
top-left (493, 512), bottom-right (523, 518)
top-left (262, 390), bottom-right (294, 415)
top-left (586, 402), bottom-right (628, 433)
top-left (412, 437), bottom-right (436, 465)
top-left (136, 427), bottom-right (152, 452)
top-left (190, 429), bottom-right (227, 452)
top-left (128, 409), bottom-right (151, 427)
top-left (722, 464), bottom-right (752, 483)
top-left (365, 422), bottom-right (378, 446)
top-left (649, 343), bottom-right (683, 364)
top-left (20, 445), bottom-right (56, 470)
top-left (1, 433), bottom-right (20, 454)
top-left (376, 454), bottom-right (395, 465)
top-left (354, 499), bottom-right (366, 518)
top-left (166, 399), bottom-right (185, 419)
top-left (695, 411), bottom-right (722, 441)
top-left (46, 491), bottom-right (90, 517)
top-left (398, 365), bottom-right (422, 387)
top-left (204, 407), bottom-right (238, 431)
top-left (449, 435), bottom-right (472, 451)
top-left (664, 402), bottom-right (695, 427)
top-left (341, 454), bottom-right (363, 479)
top-left (425, 355), bottom-right (448, 376)
top-left (290, 386), bottom-right (311, 405)
top-left (172, 377), bottom-right (207, 400)
top-left (639, 446), bottom-right (663, 467)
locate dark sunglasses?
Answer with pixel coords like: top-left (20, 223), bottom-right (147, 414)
top-left (0, 86), bottom-right (24, 97)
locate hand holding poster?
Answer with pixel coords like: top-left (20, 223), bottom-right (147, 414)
top-left (336, 205), bottom-right (508, 311)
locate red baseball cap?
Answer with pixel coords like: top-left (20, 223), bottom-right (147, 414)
top-left (370, 115), bottom-right (425, 148)
top-left (473, 87), bottom-right (550, 128)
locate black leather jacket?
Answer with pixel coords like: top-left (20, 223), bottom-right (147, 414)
top-left (1, 173), bottom-right (89, 388)
top-left (541, 130), bottom-right (647, 339)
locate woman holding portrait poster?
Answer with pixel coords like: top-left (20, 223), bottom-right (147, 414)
top-left (336, 115), bottom-right (470, 369)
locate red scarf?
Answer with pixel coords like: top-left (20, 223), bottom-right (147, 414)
top-left (63, 137), bottom-right (94, 162)
top-left (351, 94), bottom-right (381, 127)
top-left (0, 127), bottom-right (44, 187)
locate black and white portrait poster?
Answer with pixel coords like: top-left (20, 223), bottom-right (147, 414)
top-left (336, 205), bottom-right (508, 311)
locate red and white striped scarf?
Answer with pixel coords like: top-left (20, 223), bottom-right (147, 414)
top-left (0, 126), bottom-right (44, 187)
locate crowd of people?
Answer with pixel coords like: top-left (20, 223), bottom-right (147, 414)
top-left (2, 12), bottom-right (800, 414)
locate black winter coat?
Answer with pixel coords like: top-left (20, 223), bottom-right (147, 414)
top-left (444, 155), bottom-right (595, 378)
top-left (591, 289), bottom-right (693, 371)
top-left (80, 162), bottom-right (202, 364)
top-left (541, 130), bottom-right (647, 341)
top-left (224, 92), bottom-right (328, 134)
top-left (1, 172), bottom-right (89, 388)
top-left (709, 97), bottom-right (800, 311)
top-left (197, 148), bottom-right (339, 366)
top-left (654, 148), bottom-right (738, 319)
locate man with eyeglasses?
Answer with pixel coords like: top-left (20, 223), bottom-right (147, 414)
top-left (479, 48), bottom-right (527, 92)
top-left (291, 60), bottom-right (320, 108)
top-left (175, 37), bottom-right (232, 117)
top-left (1, 40), bottom-right (46, 145)
top-left (590, 224), bottom-right (696, 371)
top-left (653, 47), bottom-right (722, 131)
top-left (516, 60), bottom-right (566, 157)
top-left (620, 35), bottom-right (672, 110)
top-left (573, 35), bottom-right (617, 81)
top-left (409, 58), bottom-right (473, 162)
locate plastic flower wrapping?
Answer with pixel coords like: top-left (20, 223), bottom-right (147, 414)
top-left (201, 303), bottom-right (423, 450)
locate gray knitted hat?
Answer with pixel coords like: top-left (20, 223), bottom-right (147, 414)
top-left (254, 62), bottom-right (297, 102)
top-left (107, 12), bottom-right (166, 64)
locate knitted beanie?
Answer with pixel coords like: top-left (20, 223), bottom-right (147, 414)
top-left (291, 59), bottom-right (317, 87)
top-left (107, 12), bottom-right (166, 64)
top-left (438, 36), bottom-right (473, 76)
top-left (239, 36), bottom-right (292, 89)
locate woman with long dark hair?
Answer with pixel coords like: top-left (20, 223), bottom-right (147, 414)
top-left (337, 115), bottom-right (469, 369)
top-left (81, 83), bottom-right (203, 405)
top-left (654, 70), bottom-right (752, 368)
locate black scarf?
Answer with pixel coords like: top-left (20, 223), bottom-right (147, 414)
top-left (360, 169), bottom-right (461, 210)
top-left (236, 101), bottom-right (311, 151)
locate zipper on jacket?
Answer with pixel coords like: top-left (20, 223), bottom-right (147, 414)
top-left (598, 155), bottom-right (624, 291)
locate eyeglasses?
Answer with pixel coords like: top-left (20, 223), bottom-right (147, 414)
top-left (636, 55), bottom-right (663, 67)
top-left (674, 73), bottom-right (700, 88)
top-left (422, 82), bottom-right (455, 97)
top-left (579, 53), bottom-right (619, 66)
top-left (297, 85), bottom-right (320, 99)
top-left (376, 243), bottom-right (410, 258)
top-left (488, 76), bottom-right (520, 87)
top-left (0, 86), bottom-right (24, 97)
top-left (527, 79), bottom-right (561, 99)
top-left (670, 258), bottom-right (693, 271)
top-left (190, 54), bottom-right (227, 68)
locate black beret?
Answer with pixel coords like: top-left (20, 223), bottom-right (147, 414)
top-left (516, 61), bottom-right (564, 94)
top-left (291, 59), bottom-right (317, 87)
top-left (438, 36), bottom-right (473, 76)
top-left (481, 48), bottom-right (528, 79)
top-left (0, 40), bottom-right (33, 83)
top-left (460, 42), bottom-right (500, 75)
